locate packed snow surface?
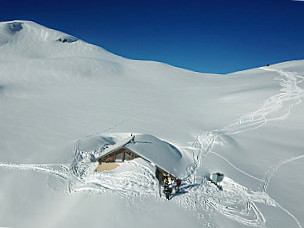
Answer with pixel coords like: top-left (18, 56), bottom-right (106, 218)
top-left (0, 20), bottom-right (304, 228)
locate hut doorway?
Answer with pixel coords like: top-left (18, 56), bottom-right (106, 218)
top-left (155, 167), bottom-right (170, 183)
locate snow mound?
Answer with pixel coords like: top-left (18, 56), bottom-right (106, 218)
top-left (71, 133), bottom-right (132, 178)
top-left (76, 133), bottom-right (131, 153)
top-left (74, 158), bottom-right (159, 196)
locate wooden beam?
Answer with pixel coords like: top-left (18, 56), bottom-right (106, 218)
top-left (122, 151), bottom-right (125, 162)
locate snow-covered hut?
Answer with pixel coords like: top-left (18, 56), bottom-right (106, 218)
top-left (76, 133), bottom-right (184, 181)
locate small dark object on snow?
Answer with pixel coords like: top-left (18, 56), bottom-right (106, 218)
top-left (211, 172), bottom-right (224, 184)
top-left (266, 64), bottom-right (270, 67)
top-left (56, 36), bottom-right (78, 43)
top-left (210, 172), bottom-right (224, 190)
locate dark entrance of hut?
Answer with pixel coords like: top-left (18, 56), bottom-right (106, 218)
top-left (155, 167), bottom-right (170, 183)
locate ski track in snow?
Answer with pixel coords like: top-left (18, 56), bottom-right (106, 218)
top-left (261, 154), bottom-right (304, 192)
top-left (181, 67), bottom-right (304, 227)
top-left (72, 160), bottom-right (159, 197)
top-left (209, 151), bottom-right (264, 182)
top-left (0, 67), bottom-right (304, 227)
top-left (0, 159), bottom-right (159, 198)
top-left (175, 176), bottom-right (276, 227)
top-left (0, 162), bottom-right (84, 194)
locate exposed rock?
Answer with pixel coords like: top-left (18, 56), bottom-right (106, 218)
top-left (57, 36), bottom-right (78, 43)
top-left (7, 22), bottom-right (23, 34)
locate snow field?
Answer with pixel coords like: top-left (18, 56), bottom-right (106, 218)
top-left (0, 21), bottom-right (304, 228)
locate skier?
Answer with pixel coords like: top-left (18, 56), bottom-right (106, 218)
top-left (163, 176), bottom-right (168, 193)
top-left (164, 180), bottom-right (171, 200)
top-left (168, 176), bottom-right (175, 193)
top-left (168, 176), bottom-right (173, 188)
top-left (163, 176), bottom-right (168, 185)
top-left (175, 178), bottom-right (181, 193)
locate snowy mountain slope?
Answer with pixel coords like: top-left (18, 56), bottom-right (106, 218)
top-left (0, 20), bottom-right (304, 228)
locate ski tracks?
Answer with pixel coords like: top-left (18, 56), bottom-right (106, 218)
top-left (0, 159), bottom-right (158, 198)
top-left (186, 66), bottom-right (304, 187)
top-left (175, 177), bottom-right (274, 227)
top-left (261, 154), bottom-right (304, 192)
top-left (0, 67), bottom-right (304, 227)
top-left (182, 67), bottom-right (304, 227)
top-left (218, 67), bottom-right (304, 137)
top-left (74, 160), bottom-right (159, 197)
top-left (0, 162), bottom-right (83, 193)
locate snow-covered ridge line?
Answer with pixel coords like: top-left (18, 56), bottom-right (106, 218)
top-left (0, 20), bottom-right (219, 75)
top-left (1, 20), bottom-right (304, 78)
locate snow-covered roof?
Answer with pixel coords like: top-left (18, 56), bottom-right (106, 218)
top-left (77, 133), bottom-right (185, 177)
top-left (125, 134), bottom-right (183, 176)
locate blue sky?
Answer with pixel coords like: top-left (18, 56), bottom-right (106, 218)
top-left (1, 0), bottom-right (304, 73)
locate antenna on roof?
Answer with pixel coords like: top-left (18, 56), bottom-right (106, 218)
top-left (131, 133), bottom-right (135, 143)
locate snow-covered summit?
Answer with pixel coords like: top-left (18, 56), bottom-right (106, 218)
top-left (0, 20), bottom-right (209, 86)
top-left (0, 20), bottom-right (122, 61)
top-left (0, 20), bottom-right (76, 44)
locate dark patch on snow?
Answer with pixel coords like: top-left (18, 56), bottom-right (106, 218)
top-left (6, 22), bottom-right (23, 34)
top-left (0, 85), bottom-right (4, 93)
top-left (56, 36), bottom-right (78, 43)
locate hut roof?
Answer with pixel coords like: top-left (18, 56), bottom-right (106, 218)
top-left (78, 133), bottom-right (185, 177)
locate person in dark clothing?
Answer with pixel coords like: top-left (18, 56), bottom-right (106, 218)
top-left (164, 181), bottom-right (172, 200)
top-left (175, 178), bottom-right (181, 193)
